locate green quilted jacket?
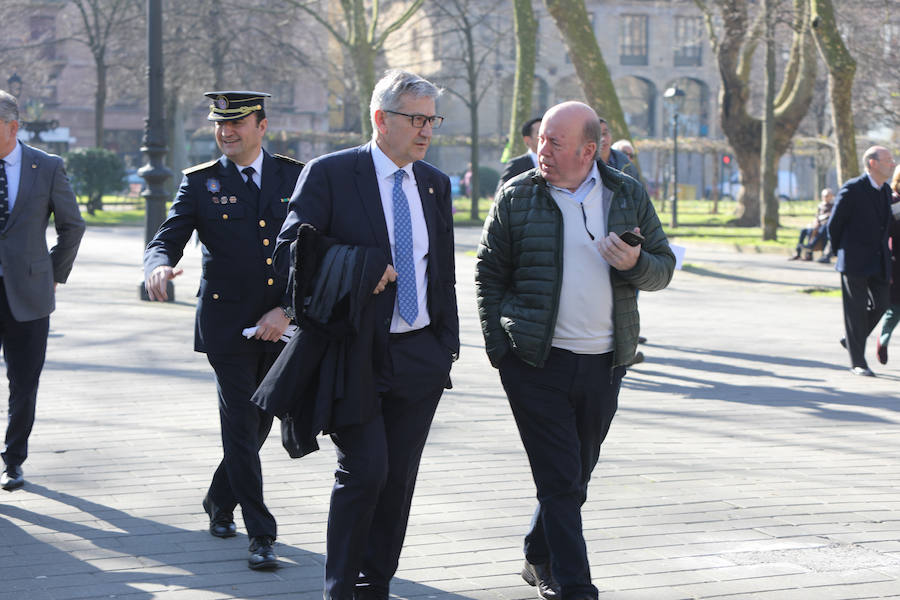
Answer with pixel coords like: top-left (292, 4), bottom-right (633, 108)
top-left (475, 158), bottom-right (675, 369)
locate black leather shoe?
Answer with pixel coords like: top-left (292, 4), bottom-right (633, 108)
top-left (202, 497), bottom-right (236, 538)
top-left (354, 586), bottom-right (389, 600)
top-left (521, 560), bottom-right (560, 599)
top-left (248, 536), bottom-right (278, 570)
top-left (840, 337), bottom-right (847, 349)
top-left (1, 465), bottom-right (24, 491)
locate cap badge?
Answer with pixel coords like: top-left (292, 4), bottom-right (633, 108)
top-left (215, 96), bottom-right (228, 110)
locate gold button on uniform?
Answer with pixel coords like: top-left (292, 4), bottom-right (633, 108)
top-left (212, 293), bottom-right (220, 300)
top-left (222, 214), bottom-right (228, 220)
top-left (259, 219), bottom-right (266, 227)
top-left (262, 238), bottom-right (270, 246)
top-left (266, 258), bottom-right (273, 265)
top-left (267, 278), bottom-right (274, 286)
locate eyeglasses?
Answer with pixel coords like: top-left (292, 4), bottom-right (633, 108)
top-left (385, 110), bottom-right (444, 129)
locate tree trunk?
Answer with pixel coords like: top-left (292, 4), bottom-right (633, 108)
top-left (700, 0), bottom-right (816, 226)
top-left (542, 0), bottom-right (630, 141)
top-left (349, 42), bottom-right (376, 140)
top-left (94, 56), bottom-right (107, 149)
top-left (504, 0), bottom-right (537, 162)
top-left (760, 0), bottom-right (778, 240)
top-left (465, 23), bottom-right (481, 220)
top-left (811, 0), bottom-right (858, 184)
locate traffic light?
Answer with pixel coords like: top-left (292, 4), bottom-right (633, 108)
top-left (722, 154), bottom-right (732, 165)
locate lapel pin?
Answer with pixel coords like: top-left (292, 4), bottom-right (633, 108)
top-left (212, 196), bottom-right (219, 204)
top-left (281, 197), bottom-right (290, 203)
top-left (32, 163), bottom-right (38, 169)
top-left (230, 196), bottom-right (237, 203)
top-left (428, 187), bottom-right (434, 194)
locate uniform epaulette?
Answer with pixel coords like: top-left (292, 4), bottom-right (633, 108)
top-left (274, 154), bottom-right (304, 167)
top-left (183, 159), bottom-right (219, 175)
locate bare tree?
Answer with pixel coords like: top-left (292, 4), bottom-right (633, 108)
top-left (67, 0), bottom-right (144, 148)
top-left (279, 0), bottom-right (425, 138)
top-left (542, 0), bottom-right (630, 141)
top-left (503, 0), bottom-right (538, 162)
top-left (429, 0), bottom-right (507, 219)
top-left (695, 0), bottom-right (816, 226)
top-left (811, 0), bottom-right (858, 184)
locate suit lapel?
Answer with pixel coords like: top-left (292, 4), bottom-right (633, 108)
top-left (7, 144), bottom-right (38, 231)
top-left (413, 161), bottom-right (438, 253)
top-left (259, 150), bottom-right (280, 217)
top-left (354, 143), bottom-right (391, 255)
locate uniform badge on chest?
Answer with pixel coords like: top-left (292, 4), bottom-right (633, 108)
top-left (206, 178), bottom-right (221, 193)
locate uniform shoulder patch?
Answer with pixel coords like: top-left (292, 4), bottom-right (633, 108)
top-left (183, 159), bottom-right (219, 175)
top-left (274, 154), bottom-right (304, 168)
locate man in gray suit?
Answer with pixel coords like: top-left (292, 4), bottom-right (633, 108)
top-left (0, 90), bottom-right (85, 491)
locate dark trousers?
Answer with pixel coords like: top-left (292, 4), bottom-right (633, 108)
top-left (500, 348), bottom-right (623, 600)
top-left (0, 278), bottom-right (50, 469)
top-left (840, 273), bottom-right (890, 368)
top-left (325, 327), bottom-right (452, 600)
top-left (206, 352), bottom-right (277, 539)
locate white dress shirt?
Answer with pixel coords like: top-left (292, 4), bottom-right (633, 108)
top-left (1, 140), bottom-right (23, 213)
top-left (371, 141), bottom-right (431, 333)
top-left (229, 150), bottom-right (264, 188)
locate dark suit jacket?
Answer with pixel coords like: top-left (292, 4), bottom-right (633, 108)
top-left (0, 143), bottom-right (85, 321)
top-left (144, 150), bottom-right (304, 353)
top-left (827, 173), bottom-right (892, 279)
top-left (275, 142), bottom-right (460, 363)
top-left (497, 153), bottom-right (536, 191)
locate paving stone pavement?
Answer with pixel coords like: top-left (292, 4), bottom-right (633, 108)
top-left (1, 224), bottom-right (898, 600)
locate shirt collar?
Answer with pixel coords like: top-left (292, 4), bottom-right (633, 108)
top-left (1, 140), bottom-right (22, 165)
top-left (866, 172), bottom-right (883, 190)
top-left (547, 162), bottom-right (600, 203)
top-left (371, 140), bottom-right (414, 182)
top-left (223, 149), bottom-right (264, 175)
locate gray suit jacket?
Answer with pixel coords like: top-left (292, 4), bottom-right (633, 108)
top-left (0, 143), bottom-right (85, 321)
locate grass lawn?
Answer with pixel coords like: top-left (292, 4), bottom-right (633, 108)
top-left (453, 196), bottom-right (818, 250)
top-left (80, 193), bottom-right (819, 252)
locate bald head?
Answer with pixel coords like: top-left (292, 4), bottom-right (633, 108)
top-left (538, 101), bottom-right (601, 191)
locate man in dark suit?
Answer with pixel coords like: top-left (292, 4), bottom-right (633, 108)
top-left (498, 117), bottom-right (541, 190)
top-left (144, 91), bottom-right (304, 568)
top-left (828, 145), bottom-right (895, 376)
top-left (274, 69), bottom-right (459, 600)
top-left (0, 90), bottom-right (85, 492)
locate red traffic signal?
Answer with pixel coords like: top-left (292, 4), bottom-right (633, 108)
top-left (722, 154), bottom-right (732, 165)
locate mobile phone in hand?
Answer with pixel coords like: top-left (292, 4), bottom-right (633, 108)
top-left (618, 230), bottom-right (645, 246)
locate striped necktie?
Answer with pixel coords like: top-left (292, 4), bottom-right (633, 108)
top-left (0, 159), bottom-right (9, 229)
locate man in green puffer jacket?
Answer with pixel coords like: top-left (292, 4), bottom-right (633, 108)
top-left (475, 101), bottom-right (674, 600)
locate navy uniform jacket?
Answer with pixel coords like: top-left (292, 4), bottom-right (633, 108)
top-left (144, 150), bottom-right (304, 353)
top-left (827, 173), bottom-right (892, 280)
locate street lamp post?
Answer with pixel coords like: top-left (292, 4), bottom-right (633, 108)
top-left (138, 0), bottom-right (173, 300)
top-left (6, 73), bottom-right (60, 144)
top-left (663, 86), bottom-right (686, 229)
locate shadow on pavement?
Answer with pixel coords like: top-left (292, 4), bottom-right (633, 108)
top-left (623, 345), bottom-right (900, 423)
top-left (0, 484), bottom-right (474, 600)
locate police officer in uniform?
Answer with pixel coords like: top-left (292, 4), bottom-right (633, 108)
top-left (144, 91), bottom-right (304, 570)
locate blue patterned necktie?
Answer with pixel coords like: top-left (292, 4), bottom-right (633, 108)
top-left (392, 169), bottom-right (418, 325)
top-left (0, 159), bottom-right (8, 229)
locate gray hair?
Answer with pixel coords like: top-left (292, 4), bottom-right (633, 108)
top-left (370, 69), bottom-right (441, 135)
top-left (0, 90), bottom-right (19, 122)
top-left (583, 116), bottom-right (603, 160)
